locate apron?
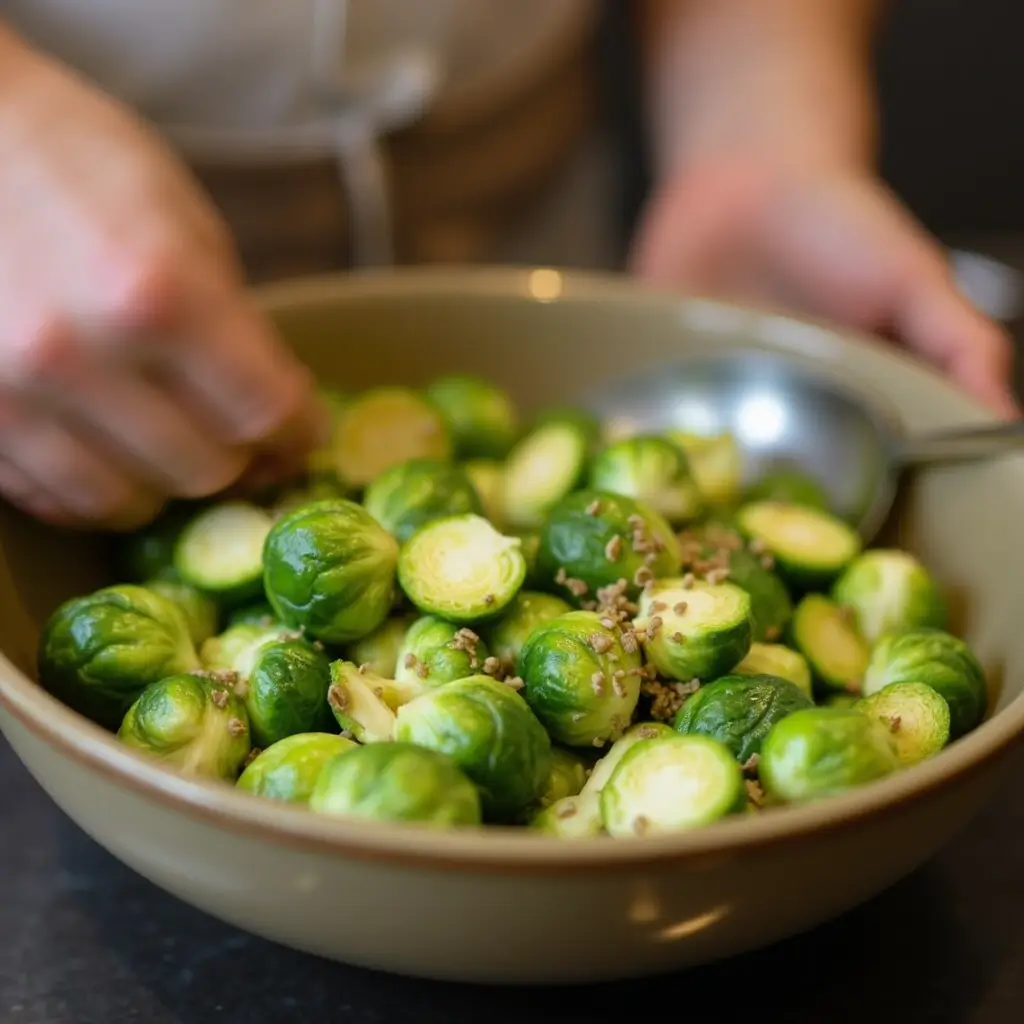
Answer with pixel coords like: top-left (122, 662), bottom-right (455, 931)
top-left (3, 0), bottom-right (609, 281)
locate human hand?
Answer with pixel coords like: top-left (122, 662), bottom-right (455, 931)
top-left (0, 32), bottom-right (324, 530)
top-left (630, 159), bottom-right (1019, 418)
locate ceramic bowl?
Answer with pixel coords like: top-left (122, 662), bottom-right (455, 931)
top-left (1, 267), bottom-right (1022, 985)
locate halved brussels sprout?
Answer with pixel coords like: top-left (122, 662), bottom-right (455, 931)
top-left (734, 642), bottom-right (813, 699)
top-left (519, 610), bottom-right (643, 748)
top-left (789, 594), bottom-right (869, 696)
top-left (588, 435), bottom-right (703, 526)
top-left (501, 419), bottom-right (590, 529)
top-left (672, 673), bottom-right (813, 763)
top-left (462, 459), bottom-right (508, 530)
top-left (263, 498), bottom-right (399, 644)
top-left (668, 431), bottom-right (743, 508)
top-left (199, 620), bottom-right (294, 675)
top-left (855, 682), bottom-right (951, 766)
top-left (634, 579), bottom-right (752, 682)
top-left (832, 549), bottom-right (948, 645)
top-left (425, 375), bottom-right (519, 460)
top-left (862, 628), bottom-right (987, 739)
top-left (537, 747), bottom-right (589, 807)
top-left (394, 674), bottom-right (551, 821)
top-left (226, 601), bottom-right (280, 629)
top-left (397, 514), bottom-right (526, 623)
top-left (38, 584), bottom-right (201, 730)
top-left (243, 638), bottom-right (336, 748)
top-left (309, 742), bottom-right (482, 827)
top-left (395, 615), bottom-right (491, 689)
top-left (173, 502), bottom-right (274, 607)
top-left (363, 457), bottom-right (483, 544)
top-left (480, 590), bottom-right (573, 676)
top-left (601, 734), bottom-right (746, 837)
top-left (237, 732), bottom-right (357, 804)
top-left (326, 660), bottom-right (418, 743)
top-left (117, 673), bottom-right (251, 780)
top-left (536, 490), bottom-right (682, 605)
top-left (332, 386), bottom-right (452, 488)
top-left (345, 614), bottom-right (414, 679)
top-left (744, 466), bottom-right (830, 510)
top-left (142, 577), bottom-right (219, 647)
top-left (759, 706), bottom-right (900, 803)
top-left (734, 501), bottom-right (861, 590)
top-left (114, 501), bottom-right (201, 582)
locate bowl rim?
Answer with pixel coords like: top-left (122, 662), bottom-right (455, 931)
top-left (2, 264), bottom-right (1023, 875)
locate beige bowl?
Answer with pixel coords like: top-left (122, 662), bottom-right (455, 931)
top-left (1, 267), bottom-right (1022, 985)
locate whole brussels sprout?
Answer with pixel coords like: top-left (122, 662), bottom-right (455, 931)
top-left (588, 435), bottom-right (703, 526)
top-left (309, 742), bottom-right (482, 827)
top-left (113, 501), bottom-right (201, 582)
top-left (395, 616), bottom-right (491, 689)
top-left (832, 549), bottom-right (947, 645)
top-left (855, 682), bottom-right (951, 767)
top-left (118, 673), bottom-right (251, 780)
top-left (424, 375), bottom-right (520, 460)
top-left (226, 601), bottom-right (280, 629)
top-left (789, 594), bottom-right (869, 696)
top-left (463, 459), bottom-right (508, 530)
top-left (394, 675), bottom-right (551, 821)
top-left (303, 385), bottom-right (348, 479)
top-left (38, 584), bottom-right (201, 730)
top-left (673, 673), bottom-right (814, 763)
top-left (519, 610), bottom-right (643, 748)
top-left (667, 431), bottom-right (743, 508)
top-left (536, 490), bottom-right (682, 605)
top-left (516, 531), bottom-right (543, 589)
top-left (345, 614), bottom-right (414, 679)
top-left (199, 621), bottom-right (294, 675)
top-left (759, 706), bottom-right (900, 803)
top-left (143, 577), bottom-right (220, 646)
top-left (734, 642), bottom-right (813, 699)
top-left (533, 407), bottom-right (603, 451)
top-left (270, 474), bottom-right (349, 517)
top-left (480, 590), bottom-right (573, 676)
top-left (744, 466), bottom-right (830, 510)
top-left (363, 457), bottom-right (483, 544)
top-left (237, 733), bottom-right (357, 804)
top-left (537, 747), bottom-right (589, 807)
top-left (263, 498), bottom-right (399, 644)
top-left (862, 628), bottom-right (987, 739)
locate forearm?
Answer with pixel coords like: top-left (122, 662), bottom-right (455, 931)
top-left (638, 0), bottom-right (884, 179)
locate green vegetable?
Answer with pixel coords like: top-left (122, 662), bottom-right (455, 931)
top-left (832, 549), bottom-right (947, 645)
top-left (855, 682), bottom-right (951, 766)
top-left (113, 501), bottom-right (200, 581)
top-left (262, 498), bottom-right (399, 644)
top-left (672, 673), bottom-right (814, 763)
top-left (734, 642), bottom-right (813, 700)
top-left (862, 628), bottom-right (987, 739)
top-left (394, 675), bottom-right (551, 821)
top-left (668, 431), bottom-right (743, 507)
top-left (326, 661), bottom-right (408, 744)
top-left (142, 577), bottom-right (219, 646)
top-left (199, 620), bottom-right (293, 675)
top-left (537, 747), bottom-right (589, 807)
top-left (519, 610), bottom-right (643, 748)
top-left (601, 734), bottom-right (746, 837)
top-left (533, 407), bottom-right (603, 451)
top-left (463, 459), bottom-right (508, 530)
top-left (345, 614), bottom-right (413, 679)
top-left (271, 474), bottom-right (349, 516)
top-left (744, 466), bottom-right (830, 509)
top-left (516, 530), bottom-right (543, 588)
top-left (226, 601), bottom-right (279, 629)
top-left (309, 742), bottom-right (482, 827)
top-left (395, 615), bottom-right (492, 689)
top-left (397, 514), bottom-right (526, 623)
top-left (634, 579), bottom-right (752, 682)
top-left (363, 457), bottom-right (483, 544)
top-left (759, 706), bottom-right (900, 803)
top-left (536, 490), bottom-right (682, 605)
top-left (117, 673), bottom-right (250, 780)
top-left (425, 375), bottom-right (519, 459)
top-left (789, 594), bottom-right (869, 696)
top-left (37, 584), bottom-right (201, 730)
top-left (480, 590), bottom-right (573, 676)
top-left (237, 733), bottom-right (357, 804)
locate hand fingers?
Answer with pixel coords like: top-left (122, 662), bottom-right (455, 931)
top-left (0, 453), bottom-right (74, 525)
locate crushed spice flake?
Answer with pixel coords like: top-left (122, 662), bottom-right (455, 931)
top-left (588, 632), bottom-right (615, 655)
top-left (227, 717), bottom-right (247, 737)
top-left (482, 656), bottom-right (503, 678)
top-left (327, 684), bottom-right (348, 712)
top-left (242, 747), bottom-right (262, 769)
top-left (210, 688), bottom-right (229, 709)
top-left (764, 626), bottom-right (781, 642)
top-left (670, 631), bottom-right (685, 644)
top-left (555, 567), bottom-right (568, 586)
top-left (745, 779), bottom-right (767, 808)
top-left (633, 565), bottom-right (655, 587)
top-left (705, 567), bottom-right (730, 585)
top-left (742, 753), bottom-right (761, 777)
top-left (650, 600), bottom-right (668, 614)
top-left (233, 678), bottom-right (250, 699)
top-left (357, 662), bottom-right (371, 675)
top-left (564, 577), bottom-right (589, 598)
top-left (585, 499), bottom-right (603, 516)
top-left (632, 814), bottom-right (651, 836)
top-left (604, 535), bottom-right (623, 562)
top-left (612, 678), bottom-right (627, 698)
top-left (748, 537), bottom-right (767, 555)
top-left (591, 674), bottom-right (607, 696)
top-left (600, 616), bottom-right (618, 630)
top-left (889, 715), bottom-right (903, 733)
top-left (503, 676), bottom-right (525, 691)
top-left (620, 629), bottom-right (640, 654)
top-left (592, 736), bottom-right (605, 748)
top-left (760, 555), bottom-right (775, 570)
top-left (372, 685), bottom-right (384, 698)
top-left (555, 801), bottom-right (577, 819)
top-left (483, 593), bottom-right (496, 607)
top-left (645, 615), bottom-right (664, 640)
top-left (673, 601), bottom-right (689, 616)
top-left (681, 573), bottom-right (696, 589)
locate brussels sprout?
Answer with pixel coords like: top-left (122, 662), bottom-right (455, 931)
top-left (789, 594), bottom-right (869, 695)
top-left (363, 457), bottom-right (484, 544)
top-left (303, 386), bottom-right (348, 479)
top-left (394, 675), bottom-right (551, 821)
top-left (501, 419), bottom-right (590, 530)
top-left (533, 407), bottom-right (603, 451)
top-left (672, 673), bottom-right (814, 763)
top-left (832, 549), bottom-right (948, 645)
top-left (395, 615), bottom-right (492, 689)
top-left (199, 620), bottom-right (294, 675)
top-left (823, 693), bottom-right (859, 710)
top-left (326, 661), bottom-right (415, 743)
top-left (536, 490), bottom-right (682, 605)
top-left (237, 733), bottom-right (357, 804)
top-left (263, 498), bottom-right (399, 644)
top-left (734, 642), bottom-right (813, 699)
top-left (38, 584), bottom-right (201, 730)
top-left (480, 590), bottom-right (573, 676)
top-left (634, 579), bottom-right (752, 682)
top-left (173, 502), bottom-right (274, 607)
top-left (345, 614), bottom-right (414, 679)
top-left (243, 638), bottom-right (336, 748)
top-left (271, 474), bottom-right (349, 517)
top-left (516, 530), bottom-right (543, 588)
top-left (309, 742), bottom-right (482, 827)
top-left (113, 501), bottom-right (201, 582)
top-left (855, 682), bottom-right (951, 767)
top-left (601, 734), bottom-right (746, 837)
top-left (537, 747), bottom-right (589, 807)
top-left (744, 467), bottom-right (830, 510)
top-left (519, 610), bottom-right (643, 748)
top-left (397, 514), bottom-right (526, 623)
top-left (862, 628), bottom-right (987, 739)
top-left (734, 501), bottom-right (861, 590)
top-left (117, 673), bottom-right (251, 780)
top-left (588, 435), bottom-right (703, 526)
top-left (462, 459), bottom-right (508, 530)
top-left (759, 706), bottom-right (900, 803)
top-left (332, 386), bottom-right (452, 488)
top-left (424, 375), bottom-right (520, 459)
top-left (226, 601), bottom-right (280, 629)
top-left (668, 431), bottom-right (743, 507)
top-left (142, 577), bottom-right (219, 646)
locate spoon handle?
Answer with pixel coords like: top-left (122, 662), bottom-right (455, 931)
top-left (892, 421), bottom-right (1024, 468)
